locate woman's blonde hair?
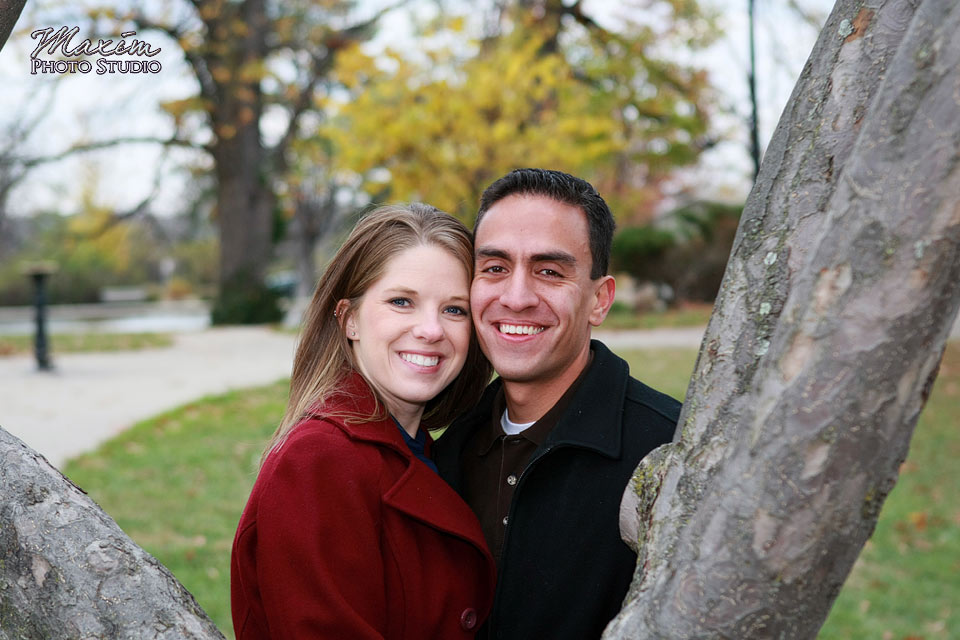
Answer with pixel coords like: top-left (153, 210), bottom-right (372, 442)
top-left (263, 203), bottom-right (491, 460)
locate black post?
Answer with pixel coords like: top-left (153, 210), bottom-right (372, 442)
top-left (24, 263), bottom-right (57, 371)
top-left (747, 0), bottom-right (761, 182)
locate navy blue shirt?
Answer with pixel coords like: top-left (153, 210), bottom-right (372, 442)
top-left (392, 417), bottom-right (439, 474)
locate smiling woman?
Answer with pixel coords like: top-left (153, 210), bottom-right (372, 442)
top-left (340, 244), bottom-right (473, 434)
top-left (230, 203), bottom-right (495, 640)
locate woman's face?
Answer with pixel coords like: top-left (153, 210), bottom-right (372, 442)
top-left (344, 243), bottom-right (472, 428)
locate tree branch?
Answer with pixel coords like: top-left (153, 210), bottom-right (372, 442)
top-left (269, 2), bottom-right (404, 173)
top-left (0, 0), bottom-right (28, 52)
top-left (20, 136), bottom-right (207, 170)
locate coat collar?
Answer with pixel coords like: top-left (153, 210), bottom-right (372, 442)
top-left (313, 372), bottom-right (495, 556)
top-left (538, 340), bottom-right (627, 459)
top-left (446, 340), bottom-right (628, 461)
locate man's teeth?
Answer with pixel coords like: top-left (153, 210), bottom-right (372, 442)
top-left (400, 353), bottom-right (439, 367)
top-left (499, 323), bottom-right (544, 335)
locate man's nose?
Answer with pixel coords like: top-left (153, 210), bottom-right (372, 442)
top-left (499, 271), bottom-right (539, 311)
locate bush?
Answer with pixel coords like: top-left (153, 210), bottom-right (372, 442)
top-left (211, 272), bottom-right (283, 325)
top-left (0, 211), bottom-right (164, 306)
top-left (612, 201), bottom-right (743, 304)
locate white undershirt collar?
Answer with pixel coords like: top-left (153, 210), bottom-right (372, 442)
top-left (501, 409), bottom-right (536, 436)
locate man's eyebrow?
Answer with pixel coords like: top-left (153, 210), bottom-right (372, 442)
top-left (531, 251), bottom-right (577, 266)
top-left (475, 247), bottom-right (510, 260)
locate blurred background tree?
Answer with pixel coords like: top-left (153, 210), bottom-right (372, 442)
top-left (5, 0), bottom-right (392, 323)
top-left (321, 0), bottom-right (717, 225)
top-left (1, 0), bottom-right (832, 321)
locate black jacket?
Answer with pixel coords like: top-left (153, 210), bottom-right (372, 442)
top-left (435, 340), bottom-right (680, 640)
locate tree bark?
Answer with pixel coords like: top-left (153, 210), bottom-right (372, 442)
top-left (609, 0), bottom-right (960, 637)
top-left (206, 0), bottom-right (279, 324)
top-left (0, 0), bottom-right (27, 54)
top-left (0, 428), bottom-right (224, 639)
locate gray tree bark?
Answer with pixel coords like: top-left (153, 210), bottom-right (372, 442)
top-left (0, 0), bottom-right (27, 54)
top-left (609, 0), bottom-right (960, 637)
top-left (0, 428), bottom-right (224, 639)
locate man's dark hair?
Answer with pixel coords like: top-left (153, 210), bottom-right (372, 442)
top-left (476, 168), bottom-right (616, 279)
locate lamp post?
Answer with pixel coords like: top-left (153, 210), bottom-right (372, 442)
top-left (22, 261), bottom-right (57, 371)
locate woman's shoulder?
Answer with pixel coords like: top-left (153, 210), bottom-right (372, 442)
top-left (267, 416), bottom-right (374, 467)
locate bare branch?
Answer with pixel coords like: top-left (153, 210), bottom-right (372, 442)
top-left (269, 2), bottom-right (404, 172)
top-left (125, 9), bottom-right (218, 104)
top-left (20, 136), bottom-right (206, 170)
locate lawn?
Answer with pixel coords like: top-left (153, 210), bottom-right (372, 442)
top-left (0, 332), bottom-right (172, 356)
top-left (62, 343), bottom-right (959, 639)
top-left (601, 301), bottom-right (713, 331)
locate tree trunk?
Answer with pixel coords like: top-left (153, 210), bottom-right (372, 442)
top-left (0, 0), bottom-right (28, 54)
top-left (609, 0), bottom-right (960, 637)
top-left (0, 428), bottom-right (224, 639)
top-left (208, 0), bottom-right (280, 325)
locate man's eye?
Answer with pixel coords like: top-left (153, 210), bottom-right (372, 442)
top-left (539, 269), bottom-right (561, 277)
top-left (388, 298), bottom-right (412, 307)
top-left (483, 265), bottom-right (505, 274)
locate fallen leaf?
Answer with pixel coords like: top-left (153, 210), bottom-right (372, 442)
top-left (908, 511), bottom-right (928, 532)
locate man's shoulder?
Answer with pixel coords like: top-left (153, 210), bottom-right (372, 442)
top-left (624, 376), bottom-right (682, 425)
top-left (613, 376), bottom-right (680, 454)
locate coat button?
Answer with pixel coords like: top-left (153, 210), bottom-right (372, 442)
top-left (506, 474), bottom-right (517, 486)
top-left (460, 607), bottom-right (478, 630)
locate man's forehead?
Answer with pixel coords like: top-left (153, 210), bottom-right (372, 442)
top-left (476, 195), bottom-right (588, 241)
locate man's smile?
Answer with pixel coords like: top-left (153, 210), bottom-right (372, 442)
top-left (497, 323), bottom-right (546, 336)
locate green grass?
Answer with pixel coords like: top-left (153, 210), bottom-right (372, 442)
top-left (817, 343), bottom-right (960, 640)
top-left (62, 381), bottom-right (289, 637)
top-left (601, 302), bottom-right (713, 330)
top-left (61, 344), bottom-right (959, 639)
top-left (0, 332), bottom-right (173, 356)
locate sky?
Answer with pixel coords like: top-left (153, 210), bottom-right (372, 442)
top-left (0, 0), bottom-right (835, 220)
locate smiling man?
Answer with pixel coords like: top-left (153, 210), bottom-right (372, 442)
top-left (435, 168), bottom-right (682, 640)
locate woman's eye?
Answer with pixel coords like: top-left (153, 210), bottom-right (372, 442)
top-left (388, 298), bottom-right (411, 307)
top-left (444, 306), bottom-right (468, 316)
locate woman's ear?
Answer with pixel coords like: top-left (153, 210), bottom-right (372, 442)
top-left (336, 299), bottom-right (358, 340)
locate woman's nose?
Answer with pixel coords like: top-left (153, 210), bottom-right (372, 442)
top-left (412, 313), bottom-right (444, 342)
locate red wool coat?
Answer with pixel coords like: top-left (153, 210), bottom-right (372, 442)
top-left (231, 374), bottom-right (496, 639)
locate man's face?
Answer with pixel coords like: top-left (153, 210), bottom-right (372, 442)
top-left (471, 194), bottom-right (614, 386)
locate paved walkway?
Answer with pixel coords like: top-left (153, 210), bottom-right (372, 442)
top-left (0, 327), bottom-right (298, 468)
top-left (0, 326), bottom-right (708, 469)
top-left (6, 314), bottom-right (960, 470)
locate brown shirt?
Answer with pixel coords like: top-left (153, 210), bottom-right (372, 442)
top-left (460, 353), bottom-right (593, 561)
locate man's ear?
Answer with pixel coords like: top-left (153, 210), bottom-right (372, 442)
top-left (588, 276), bottom-right (616, 327)
top-left (336, 300), bottom-right (358, 340)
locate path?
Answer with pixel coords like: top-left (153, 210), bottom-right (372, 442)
top-left (6, 316), bottom-right (959, 469)
top-left (0, 327), bottom-right (297, 468)
top-left (0, 325), bottom-right (710, 469)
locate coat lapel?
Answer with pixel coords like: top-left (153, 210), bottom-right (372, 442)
top-left (321, 372), bottom-right (491, 554)
top-left (382, 456), bottom-right (492, 553)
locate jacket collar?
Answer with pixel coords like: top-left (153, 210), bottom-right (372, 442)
top-left (448, 340), bottom-right (628, 460)
top-left (313, 372), bottom-right (495, 554)
top-left (538, 340), bottom-right (627, 459)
